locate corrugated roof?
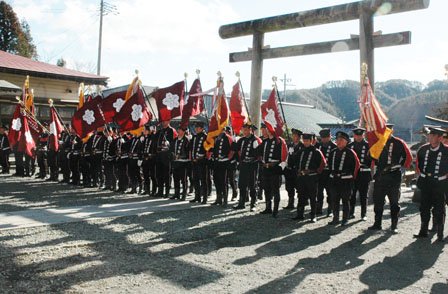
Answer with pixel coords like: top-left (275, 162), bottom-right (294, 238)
top-left (0, 50), bottom-right (108, 85)
top-left (277, 101), bottom-right (343, 134)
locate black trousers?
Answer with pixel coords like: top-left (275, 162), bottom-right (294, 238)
top-left (317, 170), bottom-right (332, 213)
top-left (142, 157), bottom-right (157, 194)
top-left (116, 158), bottom-right (129, 191)
top-left (103, 160), bottom-right (116, 189)
top-left (14, 152), bottom-right (24, 176)
top-left (213, 161), bottom-right (229, 204)
top-left (69, 154), bottom-right (80, 184)
top-left (58, 150), bottom-right (70, 182)
top-left (47, 150), bottom-right (58, 180)
top-left (296, 175), bottom-right (319, 218)
top-left (285, 168), bottom-right (297, 206)
top-left (372, 171), bottom-right (402, 224)
top-left (329, 178), bottom-right (353, 221)
top-left (238, 162), bottom-right (258, 208)
top-left (128, 158), bottom-right (142, 189)
top-left (36, 150), bottom-right (47, 178)
top-left (91, 154), bottom-right (103, 186)
top-left (419, 178), bottom-right (447, 228)
top-left (156, 151), bottom-right (171, 196)
top-left (350, 171), bottom-right (371, 217)
top-left (192, 159), bottom-right (208, 201)
top-left (0, 150), bottom-right (10, 173)
top-left (227, 162), bottom-right (238, 198)
top-left (172, 161), bottom-right (187, 197)
top-left (262, 167), bottom-right (282, 213)
top-left (24, 154), bottom-right (35, 176)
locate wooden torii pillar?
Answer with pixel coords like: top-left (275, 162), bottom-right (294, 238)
top-left (219, 0), bottom-right (430, 129)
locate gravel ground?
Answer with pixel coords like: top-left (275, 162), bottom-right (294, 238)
top-left (0, 174), bottom-right (447, 293)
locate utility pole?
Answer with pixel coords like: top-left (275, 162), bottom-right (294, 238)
top-left (279, 74), bottom-right (294, 102)
top-left (97, 0), bottom-right (118, 76)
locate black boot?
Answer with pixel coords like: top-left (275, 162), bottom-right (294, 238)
top-left (437, 224), bottom-right (444, 242)
top-left (292, 206), bottom-right (305, 220)
top-left (368, 213), bottom-right (383, 230)
top-left (414, 222), bottom-right (429, 238)
top-left (283, 196), bottom-right (295, 209)
top-left (391, 218), bottom-right (399, 234)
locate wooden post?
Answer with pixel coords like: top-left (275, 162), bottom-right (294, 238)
top-left (249, 31), bottom-right (264, 131)
top-left (359, 10), bottom-right (374, 90)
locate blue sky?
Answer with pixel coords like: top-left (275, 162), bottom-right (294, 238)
top-left (7, 0), bottom-right (448, 92)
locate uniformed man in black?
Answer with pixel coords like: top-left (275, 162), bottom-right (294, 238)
top-left (225, 126), bottom-right (239, 202)
top-left (155, 120), bottom-right (176, 198)
top-left (327, 131), bottom-right (360, 225)
top-left (141, 124), bottom-right (157, 196)
top-left (414, 127), bottom-right (448, 242)
top-left (211, 127), bottom-right (233, 207)
top-left (58, 127), bottom-right (71, 183)
top-left (102, 125), bottom-right (117, 191)
top-left (0, 124), bottom-right (10, 174)
top-left (368, 124), bottom-right (412, 233)
top-left (256, 123), bottom-right (269, 201)
top-left (80, 137), bottom-right (93, 186)
top-left (258, 126), bottom-right (288, 218)
top-left (69, 131), bottom-right (82, 185)
top-left (292, 133), bottom-right (326, 222)
top-left (47, 125), bottom-right (59, 181)
top-left (189, 121), bottom-right (208, 204)
top-left (284, 128), bottom-right (303, 209)
top-left (315, 128), bottom-right (337, 217)
top-left (126, 133), bottom-right (143, 194)
top-left (348, 127), bottom-right (372, 220)
top-left (115, 130), bottom-right (131, 192)
top-left (233, 123), bottom-right (261, 211)
top-left (36, 128), bottom-right (49, 179)
top-left (91, 127), bottom-right (106, 188)
top-left (171, 125), bottom-right (190, 200)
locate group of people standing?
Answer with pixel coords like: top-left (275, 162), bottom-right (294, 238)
top-left (0, 120), bottom-right (447, 241)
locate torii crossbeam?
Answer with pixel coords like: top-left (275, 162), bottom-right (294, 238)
top-left (219, 0), bottom-right (430, 129)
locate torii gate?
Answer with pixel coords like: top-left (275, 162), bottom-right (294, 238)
top-left (219, 0), bottom-right (430, 129)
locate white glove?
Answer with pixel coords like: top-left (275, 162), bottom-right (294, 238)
top-left (252, 140), bottom-right (259, 149)
top-left (279, 161), bottom-right (287, 170)
top-left (288, 147), bottom-right (294, 154)
top-left (108, 136), bottom-right (112, 142)
top-left (137, 160), bottom-right (143, 167)
top-left (140, 136), bottom-right (144, 142)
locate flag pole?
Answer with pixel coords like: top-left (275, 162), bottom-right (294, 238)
top-left (134, 69), bottom-right (157, 122)
top-left (197, 69), bottom-right (210, 126)
top-left (272, 76), bottom-right (290, 141)
top-left (236, 71), bottom-right (252, 124)
top-left (48, 99), bottom-right (70, 134)
top-left (15, 96), bottom-right (49, 133)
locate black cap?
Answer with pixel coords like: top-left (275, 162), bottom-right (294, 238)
top-left (291, 128), bottom-right (303, 136)
top-left (260, 122), bottom-right (267, 129)
top-left (386, 123), bottom-right (394, 129)
top-left (224, 126), bottom-right (232, 133)
top-left (427, 127), bottom-right (447, 136)
top-left (177, 125), bottom-right (187, 131)
top-left (302, 133), bottom-right (313, 140)
top-left (195, 121), bottom-right (205, 128)
top-left (336, 131), bottom-right (350, 142)
top-left (352, 127), bottom-right (366, 135)
top-left (319, 128), bottom-right (331, 138)
top-left (242, 123), bottom-right (257, 130)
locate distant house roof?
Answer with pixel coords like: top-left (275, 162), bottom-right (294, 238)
top-left (0, 79), bottom-right (21, 91)
top-left (0, 50), bottom-right (108, 85)
top-left (279, 101), bottom-right (343, 134)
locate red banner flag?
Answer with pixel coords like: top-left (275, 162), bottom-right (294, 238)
top-left (49, 107), bottom-right (64, 151)
top-left (261, 89), bottom-right (284, 137)
top-left (8, 104), bottom-right (22, 148)
top-left (100, 90), bottom-right (128, 123)
top-left (204, 79), bottom-right (229, 151)
top-left (71, 97), bottom-right (106, 139)
top-left (152, 81), bottom-right (185, 122)
top-left (229, 81), bottom-right (249, 135)
top-left (18, 113), bottom-right (36, 157)
top-left (181, 78), bottom-right (204, 128)
top-left (114, 88), bottom-right (152, 132)
top-left (358, 77), bottom-right (392, 159)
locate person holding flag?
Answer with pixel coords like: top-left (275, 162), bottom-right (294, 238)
top-left (189, 121), bottom-right (208, 204)
top-left (47, 101), bottom-right (64, 181)
top-left (170, 125), bottom-right (190, 200)
top-left (0, 124), bottom-right (10, 174)
top-left (259, 86), bottom-right (288, 218)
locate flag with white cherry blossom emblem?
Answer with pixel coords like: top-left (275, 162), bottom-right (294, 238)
top-left (152, 81), bottom-right (185, 122)
top-left (261, 88), bottom-right (284, 137)
top-left (49, 106), bottom-right (64, 151)
top-left (17, 112), bottom-right (36, 157)
top-left (71, 96), bottom-right (106, 139)
top-left (100, 90), bottom-right (128, 123)
top-left (8, 104), bottom-right (23, 148)
top-left (114, 88), bottom-right (152, 132)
